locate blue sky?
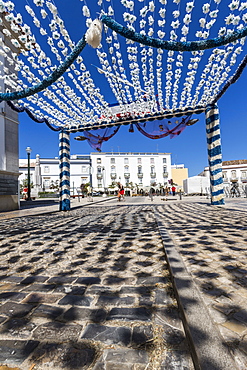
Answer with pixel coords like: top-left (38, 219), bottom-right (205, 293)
top-left (17, 0), bottom-right (247, 176)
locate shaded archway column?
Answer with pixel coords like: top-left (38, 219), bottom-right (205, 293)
top-left (59, 130), bottom-right (70, 211)
top-left (205, 104), bottom-right (225, 205)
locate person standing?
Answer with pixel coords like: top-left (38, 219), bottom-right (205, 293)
top-left (171, 185), bottom-right (176, 196)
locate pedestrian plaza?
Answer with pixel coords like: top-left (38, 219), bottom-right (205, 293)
top-left (0, 196), bottom-right (246, 369)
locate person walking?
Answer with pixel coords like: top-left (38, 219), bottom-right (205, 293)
top-left (117, 182), bottom-right (124, 201)
top-left (149, 187), bottom-right (155, 201)
top-left (87, 185), bottom-right (93, 202)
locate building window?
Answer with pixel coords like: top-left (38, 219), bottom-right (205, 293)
top-left (231, 170), bottom-right (237, 179)
top-left (124, 165), bottom-right (129, 172)
top-left (222, 171), bottom-right (227, 179)
top-left (138, 158), bottom-right (142, 164)
top-left (44, 166), bottom-right (49, 173)
top-left (151, 166), bottom-right (155, 174)
top-left (163, 166), bottom-right (167, 172)
top-left (82, 166), bottom-right (87, 173)
top-left (124, 158), bottom-right (129, 164)
top-left (111, 166), bottom-right (116, 173)
top-left (150, 158), bottom-right (154, 164)
top-left (139, 178), bottom-right (143, 184)
top-left (163, 158), bottom-right (166, 163)
top-left (97, 158), bottom-right (101, 164)
top-left (241, 171), bottom-right (247, 179)
top-left (98, 181), bottom-right (102, 187)
top-left (138, 165), bottom-right (142, 174)
top-left (43, 178), bottom-right (50, 188)
top-left (111, 158), bottom-right (115, 164)
top-left (97, 166), bottom-right (102, 173)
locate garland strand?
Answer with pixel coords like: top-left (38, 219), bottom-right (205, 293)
top-left (0, 36), bottom-right (87, 102)
top-left (211, 54), bottom-right (247, 104)
top-left (101, 15), bottom-right (247, 52)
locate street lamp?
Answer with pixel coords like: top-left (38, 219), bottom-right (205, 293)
top-left (26, 146), bottom-right (32, 201)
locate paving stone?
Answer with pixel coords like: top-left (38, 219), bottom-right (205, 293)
top-left (23, 283), bottom-right (56, 292)
top-left (0, 292), bottom-right (27, 303)
top-left (22, 292), bottom-right (63, 304)
top-left (232, 310), bottom-right (247, 325)
top-left (120, 286), bottom-right (153, 295)
top-left (32, 322), bottom-right (82, 341)
top-left (103, 348), bottom-right (149, 364)
top-left (46, 276), bottom-right (76, 284)
top-left (139, 296), bottom-right (153, 307)
top-left (60, 307), bottom-right (107, 323)
top-left (30, 342), bottom-right (96, 369)
top-left (0, 340), bottom-right (39, 365)
top-left (20, 276), bottom-right (48, 285)
top-left (136, 276), bottom-right (168, 285)
top-left (76, 276), bottom-right (101, 285)
top-left (103, 276), bottom-right (133, 285)
top-left (0, 315), bottom-right (7, 324)
top-left (81, 323), bottom-right (131, 346)
top-left (160, 350), bottom-right (193, 370)
top-left (0, 302), bottom-right (34, 318)
top-left (155, 289), bottom-right (174, 305)
top-left (162, 323), bottom-right (186, 347)
top-left (0, 318), bottom-right (36, 338)
top-left (96, 295), bottom-right (135, 306)
top-left (32, 304), bottom-right (64, 319)
top-left (107, 307), bottom-right (151, 321)
top-left (54, 285), bottom-right (86, 295)
top-left (86, 286), bottom-right (119, 295)
top-left (132, 325), bottom-right (153, 346)
top-left (58, 294), bottom-right (93, 306)
top-left (1, 277), bottom-right (23, 283)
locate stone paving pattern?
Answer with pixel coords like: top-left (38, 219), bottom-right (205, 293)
top-left (156, 202), bottom-right (247, 369)
top-left (0, 205), bottom-right (194, 370)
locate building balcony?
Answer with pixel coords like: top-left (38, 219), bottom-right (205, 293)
top-left (150, 173), bottom-right (156, 178)
top-left (163, 172), bottom-right (168, 178)
top-left (124, 173), bottom-right (130, 178)
top-left (230, 176), bottom-right (239, 182)
top-left (97, 173), bottom-right (103, 179)
top-left (241, 176), bottom-right (247, 182)
top-left (137, 173), bottom-right (143, 178)
top-left (223, 177), bottom-right (229, 183)
top-left (110, 173), bottom-right (117, 179)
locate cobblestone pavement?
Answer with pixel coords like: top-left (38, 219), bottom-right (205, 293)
top-left (156, 202), bottom-right (247, 369)
top-left (0, 205), bottom-right (194, 370)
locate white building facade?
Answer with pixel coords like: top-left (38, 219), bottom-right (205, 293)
top-left (19, 154), bottom-right (91, 195)
top-left (19, 152), bottom-right (172, 194)
top-left (204, 160), bottom-right (247, 186)
top-left (91, 152), bottom-right (171, 191)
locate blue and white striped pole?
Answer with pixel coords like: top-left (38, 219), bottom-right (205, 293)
top-left (59, 130), bottom-right (70, 211)
top-left (205, 104), bottom-right (225, 205)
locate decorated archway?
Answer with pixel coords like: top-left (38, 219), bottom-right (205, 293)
top-left (0, 0), bottom-right (247, 210)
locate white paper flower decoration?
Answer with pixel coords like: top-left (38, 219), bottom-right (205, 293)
top-left (149, 1), bottom-right (155, 12)
top-left (34, 0), bottom-right (44, 6)
top-left (229, 1), bottom-right (240, 11)
top-left (183, 14), bottom-right (191, 24)
top-left (171, 20), bottom-right (180, 28)
top-left (159, 8), bottom-right (166, 18)
top-left (186, 2), bottom-right (194, 13)
top-left (173, 10), bottom-right (180, 18)
top-left (140, 6), bottom-right (148, 17)
top-left (157, 30), bottom-right (165, 38)
top-left (202, 3), bottom-right (210, 14)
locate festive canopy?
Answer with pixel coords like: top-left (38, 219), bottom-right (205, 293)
top-left (0, 0), bottom-right (247, 150)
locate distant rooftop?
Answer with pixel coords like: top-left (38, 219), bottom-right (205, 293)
top-left (90, 152), bottom-right (170, 156)
top-left (222, 160), bottom-right (247, 165)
